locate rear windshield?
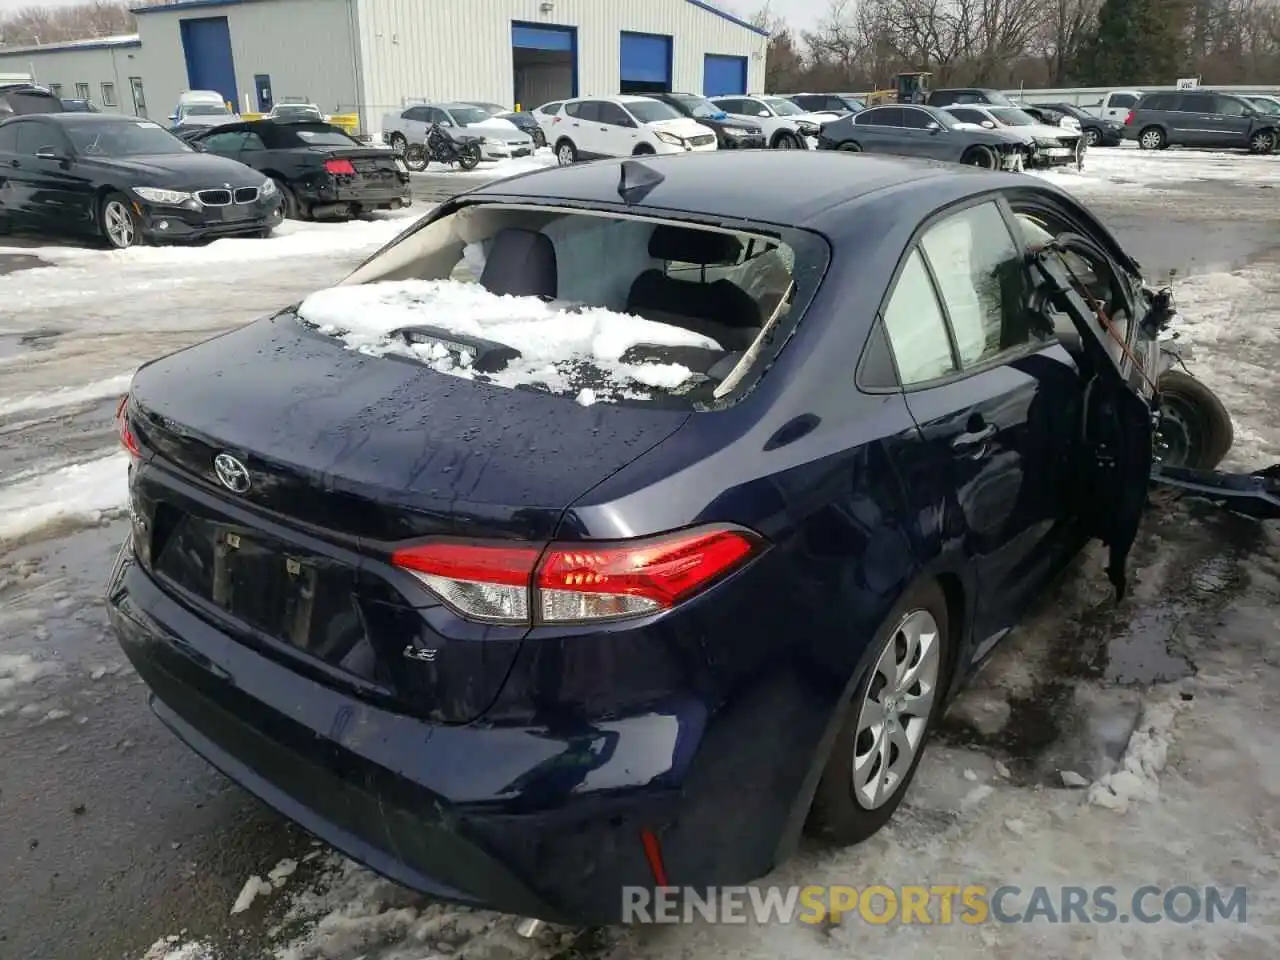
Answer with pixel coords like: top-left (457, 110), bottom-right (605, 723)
top-left (284, 124), bottom-right (359, 146)
top-left (298, 205), bottom-right (828, 409)
top-left (185, 104), bottom-right (231, 117)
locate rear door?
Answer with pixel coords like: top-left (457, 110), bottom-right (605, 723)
top-left (1206, 94), bottom-right (1253, 148)
top-left (12, 119), bottom-right (92, 233)
top-left (597, 100), bottom-right (639, 156)
top-left (1172, 93), bottom-right (1216, 146)
top-left (564, 100), bottom-right (603, 155)
top-left (880, 198), bottom-right (1080, 645)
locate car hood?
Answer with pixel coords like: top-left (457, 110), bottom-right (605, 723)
top-left (790, 110), bottom-right (841, 124)
top-left (461, 117), bottom-right (527, 139)
top-left (1019, 122), bottom-right (1080, 140)
top-left (80, 152), bottom-right (266, 189)
top-left (646, 116), bottom-right (714, 138)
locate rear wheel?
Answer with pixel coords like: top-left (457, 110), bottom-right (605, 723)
top-left (457, 143), bottom-right (482, 170)
top-left (1084, 127), bottom-right (1101, 147)
top-left (532, 128), bottom-right (547, 149)
top-left (774, 131), bottom-right (800, 149)
top-left (632, 143), bottom-right (656, 155)
top-left (1157, 369), bottom-right (1234, 470)
top-left (99, 192), bottom-right (139, 249)
top-left (555, 139), bottom-right (577, 166)
top-left (1138, 126), bottom-right (1166, 150)
top-left (273, 178), bottom-right (302, 220)
top-left (837, 141), bottom-right (861, 152)
top-left (403, 143), bottom-right (428, 171)
top-left (807, 579), bottom-right (951, 844)
top-left (960, 145), bottom-right (997, 169)
top-left (387, 132), bottom-right (407, 156)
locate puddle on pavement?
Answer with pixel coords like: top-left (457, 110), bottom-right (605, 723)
top-left (0, 328), bottom-right (65, 361)
top-left (938, 504), bottom-right (1257, 786)
top-left (1103, 217), bottom-right (1278, 279)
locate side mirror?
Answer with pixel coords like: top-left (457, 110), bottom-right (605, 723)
top-left (168, 114), bottom-right (178, 123)
top-left (926, 121), bottom-right (941, 132)
top-left (982, 120), bottom-right (996, 129)
top-left (757, 110), bottom-right (769, 117)
top-left (190, 140), bottom-right (206, 151)
top-left (440, 119), bottom-right (454, 127)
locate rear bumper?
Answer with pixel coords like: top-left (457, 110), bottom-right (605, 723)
top-left (298, 180), bottom-right (412, 210)
top-left (106, 542), bottom-right (768, 924)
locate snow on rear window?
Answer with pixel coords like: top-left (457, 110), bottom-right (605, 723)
top-left (296, 279), bottom-right (724, 406)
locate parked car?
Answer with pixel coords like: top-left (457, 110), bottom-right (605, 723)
top-left (1125, 90), bottom-right (1279, 153)
top-left (459, 101), bottom-right (547, 149)
top-left (169, 90), bottom-right (239, 130)
top-left (817, 103), bottom-right (1030, 170)
top-left (108, 147), bottom-right (1187, 927)
top-left (549, 95), bottom-right (718, 164)
top-left (1027, 101), bottom-right (1123, 147)
top-left (0, 113), bottom-right (282, 248)
top-left (185, 118), bottom-right (411, 220)
top-left (1243, 94), bottom-right (1280, 117)
top-left (1082, 89), bottom-right (1144, 123)
top-left (925, 87), bottom-right (1016, 108)
top-left (708, 94), bottom-right (837, 148)
top-left (382, 103), bottom-right (533, 161)
top-left (644, 91), bottom-right (766, 149)
top-left (0, 82), bottom-right (64, 117)
top-left (527, 100), bottom-right (567, 139)
top-left (267, 102), bottom-right (325, 122)
top-left (60, 98), bottom-right (100, 113)
top-left (941, 104), bottom-right (1084, 168)
top-left (1011, 101), bottom-right (1081, 132)
top-left (788, 92), bottom-right (866, 115)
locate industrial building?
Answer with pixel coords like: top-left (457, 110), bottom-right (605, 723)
top-left (0, 0), bottom-right (767, 134)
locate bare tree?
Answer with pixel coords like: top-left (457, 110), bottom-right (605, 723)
top-left (1, 1), bottom-right (135, 48)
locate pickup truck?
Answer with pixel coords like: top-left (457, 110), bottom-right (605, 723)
top-left (381, 102), bottom-right (533, 161)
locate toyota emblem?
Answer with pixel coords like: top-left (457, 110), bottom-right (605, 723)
top-left (213, 453), bottom-right (251, 494)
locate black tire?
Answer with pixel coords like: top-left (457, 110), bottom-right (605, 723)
top-left (1249, 129), bottom-right (1275, 154)
top-left (773, 131), bottom-right (800, 149)
top-left (387, 132), bottom-right (407, 156)
top-left (98, 191), bottom-right (140, 249)
top-left (960, 145), bottom-right (997, 170)
top-left (273, 178), bottom-right (303, 220)
top-left (837, 141), bottom-right (861, 152)
top-left (555, 139), bottom-right (577, 166)
top-left (458, 143), bottom-right (482, 171)
top-left (806, 579), bottom-right (952, 845)
top-left (1157, 369), bottom-right (1234, 470)
top-left (1138, 126), bottom-right (1166, 150)
top-left (403, 143), bottom-right (428, 171)
top-left (1084, 127), bottom-right (1101, 147)
top-left (632, 143), bottom-right (656, 155)
top-left (532, 128), bottom-right (547, 149)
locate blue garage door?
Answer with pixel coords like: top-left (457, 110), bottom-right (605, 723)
top-left (703, 54), bottom-right (747, 97)
top-left (180, 17), bottom-right (237, 109)
top-left (620, 32), bottom-right (672, 94)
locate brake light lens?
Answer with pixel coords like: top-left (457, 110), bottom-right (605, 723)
top-left (1124, 110), bottom-right (1135, 126)
top-left (391, 526), bottom-right (762, 626)
top-left (115, 394), bottom-right (140, 459)
top-left (324, 158), bottom-right (357, 175)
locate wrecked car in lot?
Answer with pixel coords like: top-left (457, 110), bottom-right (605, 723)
top-left (106, 151), bottom-right (1275, 926)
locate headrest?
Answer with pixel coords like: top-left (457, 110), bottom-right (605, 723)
top-left (647, 224), bottom-right (743, 265)
top-left (480, 228), bottom-right (557, 299)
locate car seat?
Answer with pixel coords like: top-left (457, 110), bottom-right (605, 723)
top-left (479, 227), bottom-right (558, 299)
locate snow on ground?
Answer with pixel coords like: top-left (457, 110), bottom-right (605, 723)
top-left (0, 453), bottom-right (130, 548)
top-left (0, 373), bottom-right (132, 418)
top-left (297, 278), bottom-right (719, 401)
top-left (1031, 141), bottom-right (1280, 196)
top-left (407, 148), bottom-right (559, 181)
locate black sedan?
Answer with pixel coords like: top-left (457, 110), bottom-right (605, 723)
top-left (108, 150), bottom-right (1169, 925)
top-left (645, 91), bottom-right (767, 149)
top-left (185, 118), bottom-right (411, 221)
top-left (462, 101), bottom-right (547, 149)
top-left (0, 113), bottom-right (282, 248)
top-left (817, 103), bottom-right (1029, 169)
top-left (1029, 101), bottom-right (1125, 147)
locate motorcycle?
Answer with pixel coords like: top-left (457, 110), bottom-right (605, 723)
top-left (403, 123), bottom-right (484, 172)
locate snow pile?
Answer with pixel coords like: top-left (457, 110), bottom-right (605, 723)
top-left (420, 148), bottom-right (558, 180)
top-left (0, 453), bottom-right (130, 547)
top-left (0, 652), bottom-right (61, 699)
top-left (139, 939), bottom-right (213, 960)
top-left (230, 875), bottom-right (275, 915)
top-left (0, 373), bottom-right (132, 419)
top-left (1087, 691), bottom-right (1188, 812)
top-left (296, 279), bottom-right (721, 402)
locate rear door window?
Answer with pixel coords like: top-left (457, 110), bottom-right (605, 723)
top-left (882, 249), bottom-right (956, 385)
top-left (1214, 96), bottom-right (1247, 117)
top-left (1107, 93), bottom-right (1138, 109)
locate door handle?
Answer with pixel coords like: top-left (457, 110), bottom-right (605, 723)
top-left (951, 423), bottom-right (997, 458)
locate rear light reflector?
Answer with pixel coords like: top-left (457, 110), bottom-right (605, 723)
top-left (324, 158), bottom-right (357, 175)
top-left (1124, 110), bottom-right (1135, 126)
top-left (116, 394), bottom-right (141, 459)
top-left (390, 526), bottom-right (762, 626)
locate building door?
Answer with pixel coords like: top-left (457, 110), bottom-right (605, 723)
top-left (255, 74), bottom-right (273, 112)
top-left (703, 54), bottom-right (747, 97)
top-left (619, 32), bottom-right (672, 94)
top-left (179, 16), bottom-right (238, 108)
top-left (511, 22), bottom-right (577, 110)
top-left (129, 76), bottom-right (147, 117)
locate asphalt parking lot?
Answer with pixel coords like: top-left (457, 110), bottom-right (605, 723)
top-left (2, 146), bottom-right (1279, 960)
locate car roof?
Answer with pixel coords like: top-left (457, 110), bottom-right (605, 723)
top-left (464, 150), bottom-right (1001, 227)
top-left (5, 113), bottom-right (156, 125)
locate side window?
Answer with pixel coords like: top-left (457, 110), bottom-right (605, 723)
top-left (14, 122), bottom-right (50, 155)
top-left (876, 107), bottom-right (905, 127)
top-left (951, 108), bottom-right (986, 124)
top-left (241, 132), bottom-right (267, 151)
top-left (1142, 94), bottom-right (1172, 111)
top-left (201, 131), bottom-right (247, 153)
top-left (402, 107), bottom-right (424, 121)
top-left (853, 109), bottom-right (882, 126)
top-left (1108, 93), bottom-right (1138, 109)
top-left (1214, 96), bottom-right (1246, 117)
top-left (1179, 94), bottom-right (1211, 113)
top-left (882, 249), bottom-right (956, 385)
top-left (576, 101), bottom-right (602, 122)
top-left (542, 102), bottom-right (562, 115)
top-left (426, 107), bottom-right (448, 125)
top-left (0, 124), bottom-right (19, 152)
top-left (900, 108), bottom-right (932, 129)
top-left (920, 201), bottom-right (1031, 368)
top-left (598, 102), bottom-right (631, 126)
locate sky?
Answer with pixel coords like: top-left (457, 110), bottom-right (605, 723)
top-left (0, 0), bottom-right (830, 29)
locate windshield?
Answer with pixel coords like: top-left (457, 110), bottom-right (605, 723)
top-left (988, 107), bottom-right (1038, 126)
top-left (840, 97), bottom-right (866, 111)
top-left (472, 103), bottom-right (506, 115)
top-left (984, 91), bottom-right (1015, 106)
top-left (932, 109), bottom-right (964, 128)
top-left (445, 106), bottom-right (490, 125)
top-left (626, 99), bottom-right (682, 123)
top-left (1249, 97), bottom-right (1280, 114)
top-left (762, 96), bottom-right (804, 116)
top-left (185, 104), bottom-right (231, 117)
top-left (670, 94), bottom-right (722, 119)
top-left (68, 120), bottom-right (193, 156)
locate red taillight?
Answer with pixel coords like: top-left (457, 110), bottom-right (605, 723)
top-left (1124, 110), bottom-right (1135, 126)
top-left (324, 157), bottom-right (357, 175)
top-left (115, 394), bottom-right (140, 459)
top-left (391, 526), bottom-right (762, 626)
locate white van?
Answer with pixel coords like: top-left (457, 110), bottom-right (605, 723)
top-left (170, 90), bottom-right (239, 129)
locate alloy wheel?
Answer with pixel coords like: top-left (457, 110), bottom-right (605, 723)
top-left (852, 609), bottom-right (941, 810)
top-left (103, 200), bottom-right (135, 249)
top-left (1085, 128), bottom-right (1100, 147)
top-left (557, 143), bottom-right (574, 165)
top-left (1140, 129), bottom-right (1162, 149)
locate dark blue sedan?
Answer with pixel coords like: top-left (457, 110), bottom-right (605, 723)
top-left (106, 151), bottom-right (1152, 925)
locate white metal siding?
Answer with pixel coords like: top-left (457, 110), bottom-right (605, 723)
top-left (134, 0), bottom-right (360, 122)
top-left (0, 45), bottom-right (141, 109)
top-left (357, 0), bottom-right (765, 123)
